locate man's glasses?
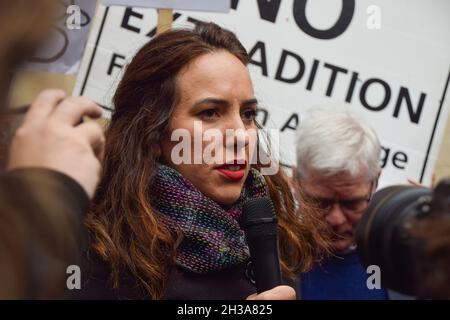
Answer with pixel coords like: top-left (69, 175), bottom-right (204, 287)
top-left (303, 193), bottom-right (371, 213)
top-left (302, 181), bottom-right (375, 214)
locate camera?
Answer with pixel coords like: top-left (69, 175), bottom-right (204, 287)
top-left (356, 178), bottom-right (450, 298)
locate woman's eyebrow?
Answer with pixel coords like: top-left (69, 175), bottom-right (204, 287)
top-left (192, 98), bottom-right (229, 108)
top-left (241, 98), bottom-right (258, 108)
top-left (192, 98), bottom-right (258, 108)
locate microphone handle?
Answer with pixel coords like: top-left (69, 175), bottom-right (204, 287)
top-left (247, 235), bottom-right (282, 293)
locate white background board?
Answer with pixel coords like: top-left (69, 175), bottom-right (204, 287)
top-left (102, 0), bottom-right (231, 12)
top-left (73, 0), bottom-right (450, 188)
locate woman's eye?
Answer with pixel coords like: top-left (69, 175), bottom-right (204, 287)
top-left (242, 109), bottom-right (257, 122)
top-left (200, 109), bottom-right (219, 120)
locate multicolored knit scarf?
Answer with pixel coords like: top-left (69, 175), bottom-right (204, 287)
top-left (150, 164), bottom-right (269, 274)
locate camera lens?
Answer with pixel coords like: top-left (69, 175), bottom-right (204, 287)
top-left (356, 185), bottom-right (431, 295)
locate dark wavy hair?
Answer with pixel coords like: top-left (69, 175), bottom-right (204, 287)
top-left (86, 22), bottom-right (330, 299)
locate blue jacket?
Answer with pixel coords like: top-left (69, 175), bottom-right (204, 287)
top-left (299, 251), bottom-right (388, 300)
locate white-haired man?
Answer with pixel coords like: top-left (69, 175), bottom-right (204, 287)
top-left (295, 109), bottom-right (387, 300)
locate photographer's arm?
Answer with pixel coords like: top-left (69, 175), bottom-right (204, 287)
top-left (0, 89), bottom-right (104, 299)
top-left (0, 169), bottom-right (89, 299)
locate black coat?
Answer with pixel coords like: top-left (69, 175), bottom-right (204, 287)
top-left (70, 254), bottom-right (259, 300)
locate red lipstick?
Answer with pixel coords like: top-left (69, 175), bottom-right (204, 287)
top-left (216, 161), bottom-right (246, 181)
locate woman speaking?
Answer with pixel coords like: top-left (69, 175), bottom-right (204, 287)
top-left (76, 22), bottom-right (329, 299)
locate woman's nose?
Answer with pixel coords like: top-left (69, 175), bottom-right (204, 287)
top-left (223, 114), bottom-right (250, 152)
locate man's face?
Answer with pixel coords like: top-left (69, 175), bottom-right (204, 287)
top-left (299, 170), bottom-right (377, 253)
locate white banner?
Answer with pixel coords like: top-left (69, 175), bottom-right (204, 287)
top-left (73, 0), bottom-right (450, 188)
top-left (102, 0), bottom-right (231, 12)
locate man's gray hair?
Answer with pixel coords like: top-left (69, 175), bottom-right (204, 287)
top-left (296, 109), bottom-right (381, 180)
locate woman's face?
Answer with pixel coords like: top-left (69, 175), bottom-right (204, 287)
top-left (160, 51), bottom-right (258, 205)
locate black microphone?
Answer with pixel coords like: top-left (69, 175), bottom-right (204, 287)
top-left (242, 197), bottom-right (282, 293)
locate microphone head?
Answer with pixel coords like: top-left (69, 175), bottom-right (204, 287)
top-left (242, 197), bottom-right (278, 236)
